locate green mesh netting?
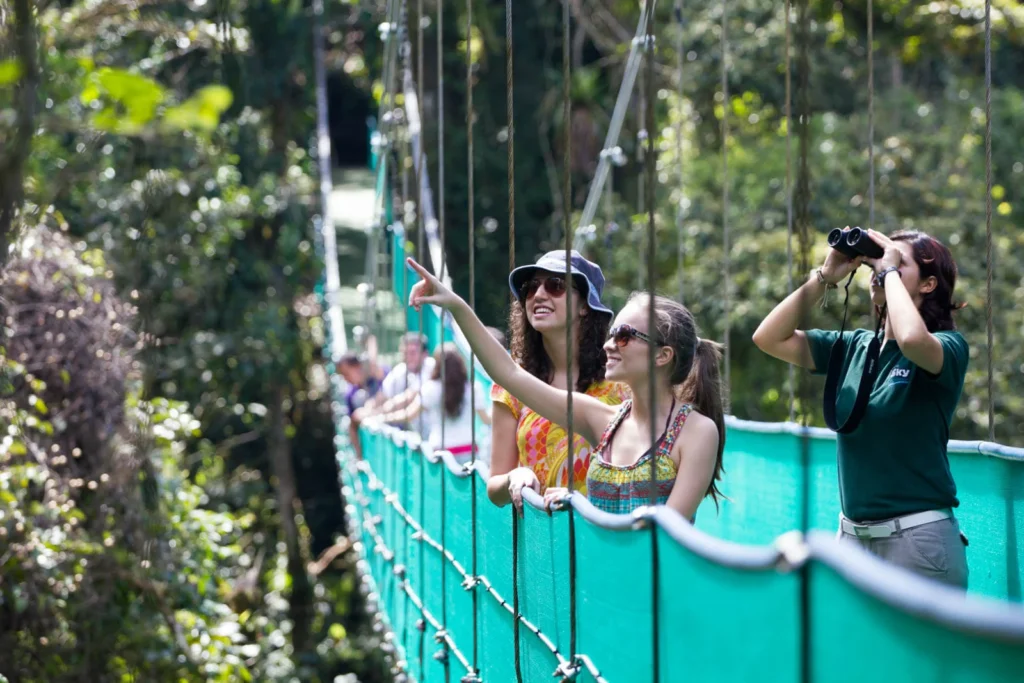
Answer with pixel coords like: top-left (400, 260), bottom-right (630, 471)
top-left (336, 417), bottom-right (1024, 683)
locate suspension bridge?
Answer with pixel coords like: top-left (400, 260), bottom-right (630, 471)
top-left (312, 0), bottom-right (1024, 681)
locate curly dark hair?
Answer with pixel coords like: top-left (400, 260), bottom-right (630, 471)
top-left (508, 300), bottom-right (611, 393)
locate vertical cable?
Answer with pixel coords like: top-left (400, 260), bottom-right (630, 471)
top-left (437, 1), bottom-right (450, 678)
top-left (984, 0), bottom-right (994, 441)
top-left (795, 2), bottom-right (812, 682)
top-left (867, 0), bottom-right (874, 233)
top-left (512, 509), bottom-right (523, 683)
top-left (643, 6), bottom-right (660, 682)
top-left (675, 0), bottom-right (685, 304)
top-left (465, 0), bottom-right (480, 675)
top-left (720, 0), bottom-right (731, 393)
top-left (784, 0), bottom-right (795, 422)
top-left (505, 5), bottom-right (521, 680)
top-left (561, 0), bottom-right (579, 673)
top-left (506, 0), bottom-right (516, 276)
top-left (414, 1), bottom-right (426, 675)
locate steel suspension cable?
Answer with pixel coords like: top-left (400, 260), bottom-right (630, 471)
top-left (642, 4), bottom-right (660, 681)
top-left (794, 4), bottom-right (812, 683)
top-left (436, 0), bottom-right (451, 677)
top-left (506, 0), bottom-right (515, 276)
top-left (637, 76), bottom-right (647, 293)
top-left (414, 0), bottom-right (426, 672)
top-left (984, 0), bottom-right (994, 441)
top-left (721, 0), bottom-right (731, 394)
top-left (505, 3), bottom-right (521, 679)
top-left (465, 0), bottom-right (480, 678)
top-left (675, 0), bottom-right (685, 304)
top-left (867, 0), bottom-right (874, 233)
top-left (561, 1), bottom-right (580, 678)
top-left (784, 0), bottom-right (794, 421)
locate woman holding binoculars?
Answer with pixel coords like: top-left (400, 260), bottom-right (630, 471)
top-left (753, 227), bottom-right (969, 588)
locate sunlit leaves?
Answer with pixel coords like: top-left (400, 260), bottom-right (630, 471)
top-left (81, 67), bottom-right (167, 133)
top-left (0, 59), bottom-right (23, 86)
top-left (163, 85), bottom-right (235, 133)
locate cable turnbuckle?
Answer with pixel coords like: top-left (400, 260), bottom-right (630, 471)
top-left (461, 575), bottom-right (481, 591)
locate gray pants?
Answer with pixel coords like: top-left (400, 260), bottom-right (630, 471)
top-left (838, 517), bottom-right (969, 589)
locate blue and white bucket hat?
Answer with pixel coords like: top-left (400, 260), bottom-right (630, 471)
top-left (508, 250), bottom-right (614, 319)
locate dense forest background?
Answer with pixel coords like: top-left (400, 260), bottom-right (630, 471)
top-left (0, 0), bottom-right (1021, 680)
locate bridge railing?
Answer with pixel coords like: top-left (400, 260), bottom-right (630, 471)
top-left (338, 418), bottom-right (1024, 683)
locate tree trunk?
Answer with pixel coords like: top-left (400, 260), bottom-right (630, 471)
top-left (0, 0), bottom-right (39, 267)
top-left (268, 385), bottom-right (313, 653)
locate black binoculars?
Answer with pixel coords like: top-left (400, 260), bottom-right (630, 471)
top-left (827, 227), bottom-right (884, 260)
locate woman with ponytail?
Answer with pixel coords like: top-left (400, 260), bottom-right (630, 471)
top-left (753, 229), bottom-right (970, 588)
top-left (406, 258), bottom-right (725, 522)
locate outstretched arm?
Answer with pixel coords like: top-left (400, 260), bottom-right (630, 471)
top-left (406, 258), bottom-right (614, 446)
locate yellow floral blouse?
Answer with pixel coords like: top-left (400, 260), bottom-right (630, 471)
top-left (490, 380), bottom-right (631, 493)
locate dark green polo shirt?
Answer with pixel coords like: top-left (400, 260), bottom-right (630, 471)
top-left (806, 328), bottom-right (969, 522)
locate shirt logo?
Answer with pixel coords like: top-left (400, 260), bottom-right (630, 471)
top-left (887, 367), bottom-right (911, 385)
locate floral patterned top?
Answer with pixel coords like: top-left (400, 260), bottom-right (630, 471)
top-left (490, 379), bottom-right (631, 493)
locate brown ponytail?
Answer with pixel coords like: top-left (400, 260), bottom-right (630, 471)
top-left (678, 338), bottom-right (727, 507)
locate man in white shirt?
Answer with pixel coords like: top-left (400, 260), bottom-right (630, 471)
top-left (381, 332), bottom-right (435, 399)
top-left (369, 332), bottom-right (435, 438)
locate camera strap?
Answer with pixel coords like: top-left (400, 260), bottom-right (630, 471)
top-left (823, 273), bottom-right (886, 434)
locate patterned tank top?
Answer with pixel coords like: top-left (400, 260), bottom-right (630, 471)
top-left (586, 401), bottom-right (692, 514)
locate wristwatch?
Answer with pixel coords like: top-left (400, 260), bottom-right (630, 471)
top-left (874, 266), bottom-right (901, 288)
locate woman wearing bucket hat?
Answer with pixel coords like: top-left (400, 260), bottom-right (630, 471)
top-left (486, 250), bottom-right (629, 511)
top-left (406, 256), bottom-right (726, 521)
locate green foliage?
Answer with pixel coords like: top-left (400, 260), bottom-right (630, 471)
top-left (4, 0), bottom-right (387, 680)
top-left (360, 0), bottom-right (1024, 445)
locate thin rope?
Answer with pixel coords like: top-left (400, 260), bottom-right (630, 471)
top-left (675, 0), bottom-right (685, 304)
top-left (784, 0), bottom-right (795, 422)
top-left (721, 0), bottom-right (731, 394)
top-left (562, 0), bottom-right (574, 507)
top-left (795, 4), bottom-right (812, 683)
top-left (637, 77), bottom-right (647, 293)
top-left (506, 0), bottom-right (515, 277)
top-left (506, 4), bottom-right (521, 680)
top-left (867, 0), bottom-right (874, 233)
top-left (436, 0), bottom-right (450, 676)
top-left (643, 7), bottom-right (660, 682)
top-left (466, 0), bottom-right (480, 676)
top-left (438, 0), bottom-right (447, 453)
top-left (414, 1), bottom-right (426, 674)
top-left (984, 0), bottom-right (994, 442)
top-left (562, 3), bottom-right (580, 675)
top-left (512, 509), bottom-right (523, 683)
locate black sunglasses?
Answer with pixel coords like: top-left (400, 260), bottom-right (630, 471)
top-left (520, 275), bottom-right (572, 300)
top-left (609, 324), bottom-right (661, 347)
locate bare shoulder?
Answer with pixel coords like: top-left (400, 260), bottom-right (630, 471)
top-left (678, 409), bottom-right (720, 460)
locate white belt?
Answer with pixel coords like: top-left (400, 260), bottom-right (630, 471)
top-left (839, 508), bottom-right (952, 540)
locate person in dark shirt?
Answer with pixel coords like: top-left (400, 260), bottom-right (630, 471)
top-left (338, 349), bottom-right (386, 459)
top-left (753, 228), bottom-right (969, 588)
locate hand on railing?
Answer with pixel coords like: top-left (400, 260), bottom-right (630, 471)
top-left (542, 487), bottom-right (571, 514)
top-left (506, 467), bottom-right (541, 516)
